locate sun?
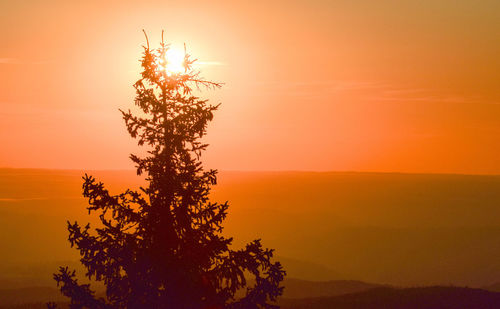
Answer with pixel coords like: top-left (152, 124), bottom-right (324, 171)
top-left (158, 47), bottom-right (185, 75)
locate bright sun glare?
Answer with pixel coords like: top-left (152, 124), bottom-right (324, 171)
top-left (158, 47), bottom-right (185, 75)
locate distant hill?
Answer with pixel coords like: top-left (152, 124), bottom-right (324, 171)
top-left (0, 261), bottom-right (86, 290)
top-left (0, 278), bottom-right (379, 307)
top-left (0, 302), bottom-right (67, 309)
top-left (0, 287), bottom-right (66, 307)
top-left (4, 286), bottom-right (500, 309)
top-left (279, 286), bottom-right (500, 309)
top-left (282, 278), bottom-right (382, 299)
top-left (482, 282), bottom-right (500, 292)
top-left (2, 169), bottom-right (500, 286)
top-left (278, 257), bottom-right (345, 281)
top-left (215, 171), bottom-right (500, 286)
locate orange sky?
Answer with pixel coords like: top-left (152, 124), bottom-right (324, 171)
top-left (1, 0), bottom-right (499, 174)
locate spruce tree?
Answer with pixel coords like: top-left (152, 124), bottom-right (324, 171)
top-left (51, 32), bottom-right (285, 309)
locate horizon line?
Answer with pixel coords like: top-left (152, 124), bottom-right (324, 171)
top-left (1, 166), bottom-right (499, 177)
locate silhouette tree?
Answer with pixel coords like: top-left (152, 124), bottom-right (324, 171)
top-left (51, 32), bottom-right (285, 309)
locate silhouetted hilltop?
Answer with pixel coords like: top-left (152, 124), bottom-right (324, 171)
top-left (482, 282), bottom-right (500, 292)
top-left (279, 286), bottom-right (500, 309)
top-left (282, 278), bottom-right (382, 299)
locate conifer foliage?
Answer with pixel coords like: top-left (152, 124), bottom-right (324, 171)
top-left (51, 33), bottom-right (285, 309)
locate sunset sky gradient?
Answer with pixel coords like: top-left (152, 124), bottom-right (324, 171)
top-left (1, 0), bottom-right (499, 174)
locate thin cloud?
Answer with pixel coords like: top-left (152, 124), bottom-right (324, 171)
top-left (0, 197), bottom-right (81, 202)
top-left (0, 197), bottom-right (48, 202)
top-left (250, 79), bottom-right (499, 105)
top-left (0, 58), bottom-right (17, 64)
top-left (196, 61), bottom-right (226, 66)
top-left (252, 79), bottom-right (388, 98)
top-left (364, 86), bottom-right (500, 105)
top-left (0, 58), bottom-right (50, 65)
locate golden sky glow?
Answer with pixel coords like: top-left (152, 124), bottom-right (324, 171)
top-left (1, 0), bottom-right (499, 174)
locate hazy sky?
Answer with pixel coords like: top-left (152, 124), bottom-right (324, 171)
top-left (1, 0), bottom-right (499, 174)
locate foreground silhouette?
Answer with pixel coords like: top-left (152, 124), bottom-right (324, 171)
top-left (50, 33), bottom-right (285, 308)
